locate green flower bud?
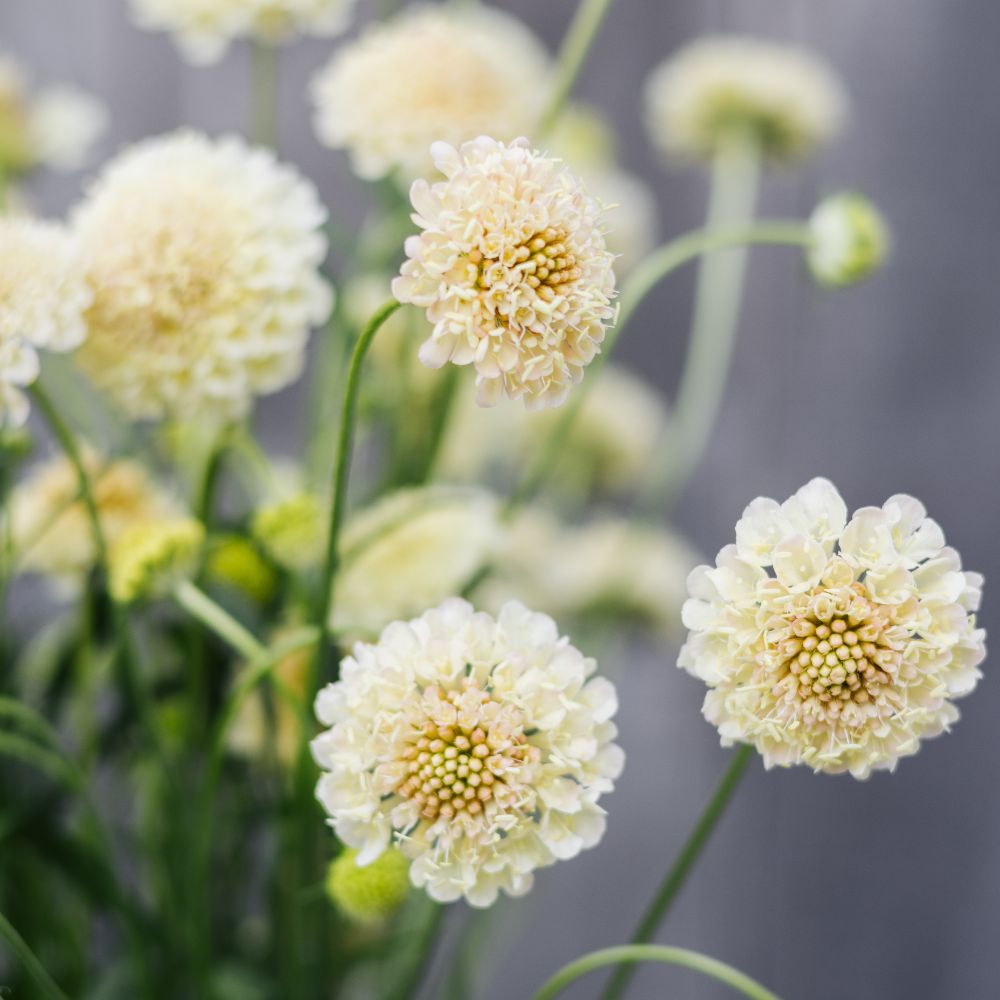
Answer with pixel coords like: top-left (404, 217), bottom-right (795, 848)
top-left (205, 535), bottom-right (277, 604)
top-left (109, 517), bottom-right (204, 603)
top-left (252, 493), bottom-right (326, 571)
top-left (325, 848), bottom-right (410, 925)
top-left (808, 191), bottom-right (889, 288)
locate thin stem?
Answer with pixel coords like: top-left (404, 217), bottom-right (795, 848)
top-left (599, 745), bottom-right (754, 1000)
top-left (313, 300), bottom-right (404, 687)
top-left (413, 364), bottom-right (460, 485)
top-left (540, 0), bottom-right (615, 136)
top-left (507, 219), bottom-right (812, 515)
top-left (172, 579), bottom-right (266, 661)
top-left (386, 903), bottom-right (446, 1000)
top-left (251, 41), bottom-right (280, 149)
top-left (648, 135), bottom-right (763, 510)
top-left (535, 944), bottom-right (780, 1000)
top-left (0, 910), bottom-right (72, 1000)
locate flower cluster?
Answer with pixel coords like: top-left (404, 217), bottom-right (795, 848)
top-left (312, 599), bottom-right (624, 906)
top-left (680, 478), bottom-right (985, 778)
top-left (394, 137), bottom-right (618, 409)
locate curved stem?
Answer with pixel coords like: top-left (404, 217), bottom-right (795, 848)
top-left (172, 579), bottom-right (266, 661)
top-left (313, 300), bottom-right (403, 688)
top-left (506, 219), bottom-right (811, 515)
top-left (599, 745), bottom-right (754, 1000)
top-left (540, 0), bottom-right (615, 136)
top-left (535, 944), bottom-right (780, 1000)
top-left (0, 910), bottom-right (72, 1000)
top-left (648, 136), bottom-right (763, 510)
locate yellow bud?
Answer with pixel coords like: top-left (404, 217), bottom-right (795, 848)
top-left (325, 848), bottom-right (411, 925)
top-left (808, 191), bottom-right (889, 288)
top-left (108, 517), bottom-right (203, 603)
top-left (252, 493), bottom-right (326, 571)
top-left (204, 535), bottom-right (277, 604)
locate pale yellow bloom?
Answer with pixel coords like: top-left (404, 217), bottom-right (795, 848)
top-left (311, 5), bottom-right (550, 180)
top-left (679, 478), bottom-right (986, 778)
top-left (0, 218), bottom-right (90, 427)
top-left (394, 137), bottom-right (617, 410)
top-left (645, 37), bottom-right (847, 163)
top-left (108, 517), bottom-right (204, 603)
top-left (312, 599), bottom-right (624, 906)
top-left (73, 132), bottom-right (331, 420)
top-left (252, 493), bottom-right (326, 572)
top-left (129, 0), bottom-right (356, 64)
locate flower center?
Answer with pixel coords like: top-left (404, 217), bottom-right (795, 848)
top-left (765, 583), bottom-right (906, 726)
top-left (395, 682), bottom-right (539, 824)
top-left (472, 226), bottom-right (581, 304)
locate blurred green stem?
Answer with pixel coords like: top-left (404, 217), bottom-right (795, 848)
top-left (536, 944), bottom-right (780, 1000)
top-left (251, 42), bottom-right (280, 148)
top-left (646, 133), bottom-right (763, 510)
top-left (386, 903), bottom-right (446, 1000)
top-left (598, 745), bottom-right (754, 1000)
top-left (0, 909), bottom-right (71, 1000)
top-left (540, 0), bottom-right (615, 136)
top-left (172, 579), bottom-right (266, 660)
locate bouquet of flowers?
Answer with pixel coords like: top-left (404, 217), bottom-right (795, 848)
top-left (0, 2), bottom-right (985, 999)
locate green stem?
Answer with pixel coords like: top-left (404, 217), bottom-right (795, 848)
top-left (386, 903), bottom-right (446, 1000)
top-left (172, 579), bottom-right (266, 661)
top-left (540, 0), bottom-right (615, 136)
top-left (535, 944), bottom-right (780, 1000)
top-left (648, 135), bottom-right (763, 510)
top-left (313, 300), bottom-right (404, 687)
top-left (251, 41), bottom-right (280, 149)
top-left (599, 745), bottom-right (754, 1000)
top-left (412, 364), bottom-right (459, 485)
top-left (0, 910), bottom-right (72, 1000)
top-left (507, 219), bottom-right (812, 515)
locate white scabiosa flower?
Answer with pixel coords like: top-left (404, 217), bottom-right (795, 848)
top-left (679, 478), bottom-right (986, 778)
top-left (129, 0), bottom-right (356, 64)
top-left (73, 132), bottom-right (331, 421)
top-left (312, 598), bottom-right (624, 907)
top-left (311, 5), bottom-right (550, 181)
top-left (333, 486), bottom-right (503, 635)
top-left (0, 55), bottom-right (107, 176)
top-left (9, 451), bottom-right (180, 585)
top-left (393, 137), bottom-right (617, 410)
top-left (645, 36), bottom-right (847, 163)
top-left (0, 218), bottom-right (91, 427)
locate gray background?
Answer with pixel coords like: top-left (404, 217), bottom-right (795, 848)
top-left (4, 1), bottom-right (1000, 998)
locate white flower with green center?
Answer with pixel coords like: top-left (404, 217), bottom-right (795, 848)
top-left (645, 36), bottom-right (847, 163)
top-left (680, 478), bottom-right (986, 778)
top-left (393, 137), bottom-right (617, 410)
top-left (312, 599), bottom-right (624, 907)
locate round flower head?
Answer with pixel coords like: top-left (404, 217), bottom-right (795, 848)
top-left (679, 478), bottom-right (986, 778)
top-left (0, 218), bottom-right (91, 427)
top-left (129, 0), bottom-right (356, 64)
top-left (394, 137), bottom-right (617, 410)
top-left (109, 516), bottom-right (204, 603)
top-left (252, 492), bottom-right (327, 572)
top-left (73, 132), bottom-right (331, 421)
top-left (9, 451), bottom-right (180, 585)
top-left (808, 191), bottom-right (889, 288)
top-left (312, 598), bottom-right (624, 906)
top-left (325, 848), bottom-right (411, 925)
top-left (311, 6), bottom-right (550, 181)
top-left (0, 55), bottom-right (106, 176)
top-left (645, 36), bottom-right (847, 163)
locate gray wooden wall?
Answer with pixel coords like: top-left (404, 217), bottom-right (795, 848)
top-left (4, 1), bottom-right (999, 997)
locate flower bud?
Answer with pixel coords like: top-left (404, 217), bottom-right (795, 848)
top-left (252, 493), bottom-right (326, 572)
top-left (807, 191), bottom-right (888, 287)
top-left (204, 535), bottom-right (277, 604)
top-left (109, 517), bottom-right (204, 603)
top-left (325, 848), bottom-right (410, 925)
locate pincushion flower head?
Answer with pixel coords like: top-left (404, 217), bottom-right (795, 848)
top-left (312, 598), bottom-right (624, 907)
top-left (129, 0), bottom-right (356, 64)
top-left (311, 5), bottom-right (550, 181)
top-left (679, 478), bottom-right (985, 778)
top-left (393, 137), bottom-right (617, 409)
top-left (0, 218), bottom-right (91, 427)
top-left (73, 132), bottom-right (331, 421)
top-left (645, 36), bottom-right (847, 163)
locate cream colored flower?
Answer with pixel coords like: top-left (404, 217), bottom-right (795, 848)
top-left (73, 132), bottom-right (331, 420)
top-left (645, 37), bottom-right (847, 163)
top-left (438, 365), bottom-right (669, 498)
top-left (679, 478), bottom-right (986, 778)
top-left (480, 507), bottom-right (699, 643)
top-left (109, 516), bottom-right (204, 603)
top-left (311, 6), bottom-right (550, 181)
top-left (129, 0), bottom-right (356, 64)
top-left (0, 219), bottom-right (91, 427)
top-left (394, 138), bottom-right (617, 410)
top-left (0, 55), bottom-right (106, 175)
top-left (312, 598), bottom-right (624, 906)
top-left (9, 451), bottom-right (181, 584)
top-left (333, 486), bottom-right (503, 635)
